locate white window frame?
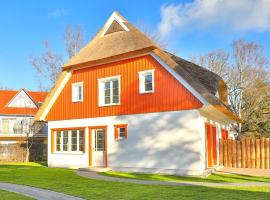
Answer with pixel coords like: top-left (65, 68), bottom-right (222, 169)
top-left (138, 70), bottom-right (155, 94)
top-left (55, 130), bottom-right (84, 153)
top-left (72, 82), bottom-right (83, 102)
top-left (98, 75), bottom-right (121, 107)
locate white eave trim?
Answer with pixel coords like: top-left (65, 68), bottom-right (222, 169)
top-left (150, 52), bottom-right (209, 106)
top-left (40, 71), bottom-right (72, 121)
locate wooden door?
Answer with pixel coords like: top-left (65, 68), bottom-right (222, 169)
top-left (206, 123), bottom-right (217, 167)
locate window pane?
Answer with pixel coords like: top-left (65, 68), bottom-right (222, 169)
top-left (105, 96), bottom-right (111, 104)
top-left (113, 87), bottom-right (119, 95)
top-left (145, 82), bottom-right (153, 91)
top-left (144, 73), bottom-right (153, 92)
top-left (63, 131), bottom-right (69, 151)
top-left (79, 130), bottom-right (84, 151)
top-left (71, 130), bottom-right (77, 151)
top-left (119, 128), bottom-right (125, 138)
top-left (104, 81), bottom-right (110, 90)
top-left (113, 95), bottom-right (119, 103)
top-left (145, 74), bottom-right (152, 83)
top-left (113, 80), bottom-right (118, 88)
top-left (56, 132), bottom-right (61, 151)
top-left (105, 88), bottom-right (110, 96)
top-left (104, 81), bottom-right (111, 104)
top-left (96, 130), bottom-right (104, 151)
top-left (78, 85), bottom-right (82, 100)
top-left (56, 144), bottom-right (61, 151)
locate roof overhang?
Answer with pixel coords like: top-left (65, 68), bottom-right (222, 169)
top-left (199, 105), bottom-right (241, 125)
top-left (63, 46), bottom-right (156, 70)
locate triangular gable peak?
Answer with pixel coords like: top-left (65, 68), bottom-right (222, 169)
top-left (7, 89), bottom-right (37, 108)
top-left (64, 11), bottom-right (157, 68)
top-left (101, 12), bottom-right (129, 36)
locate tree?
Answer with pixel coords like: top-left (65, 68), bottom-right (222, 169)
top-left (65, 26), bottom-right (84, 59)
top-left (190, 49), bottom-right (230, 81)
top-left (136, 21), bottom-right (168, 50)
top-left (24, 120), bottom-right (45, 162)
top-left (30, 41), bottom-right (63, 91)
top-left (230, 40), bottom-right (269, 131)
top-left (30, 26), bottom-right (84, 91)
top-left (191, 39), bottom-right (270, 137)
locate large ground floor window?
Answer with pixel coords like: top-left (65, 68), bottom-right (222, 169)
top-left (55, 129), bottom-right (84, 152)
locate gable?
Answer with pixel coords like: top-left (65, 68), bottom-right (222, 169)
top-left (45, 55), bottom-right (203, 121)
top-left (64, 12), bottom-right (156, 68)
top-left (7, 90), bottom-right (37, 108)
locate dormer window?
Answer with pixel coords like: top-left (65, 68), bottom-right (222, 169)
top-left (139, 70), bottom-right (154, 94)
top-left (72, 82), bottom-right (83, 102)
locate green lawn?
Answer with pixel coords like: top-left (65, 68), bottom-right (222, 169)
top-left (100, 171), bottom-right (270, 183)
top-left (0, 164), bottom-right (269, 200)
top-left (0, 189), bottom-right (33, 200)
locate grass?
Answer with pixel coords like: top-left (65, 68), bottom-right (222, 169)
top-left (0, 162), bottom-right (47, 167)
top-left (100, 171), bottom-right (270, 183)
top-left (0, 189), bottom-right (33, 200)
top-left (0, 164), bottom-right (269, 200)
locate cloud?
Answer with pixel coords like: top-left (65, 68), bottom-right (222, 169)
top-left (48, 8), bottom-right (68, 18)
top-left (158, 0), bottom-right (270, 38)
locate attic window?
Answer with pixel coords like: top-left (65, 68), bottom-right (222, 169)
top-left (104, 20), bottom-right (126, 35)
top-left (101, 13), bottom-right (129, 36)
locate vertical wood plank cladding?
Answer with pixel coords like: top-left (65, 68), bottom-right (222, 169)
top-left (46, 55), bottom-right (203, 121)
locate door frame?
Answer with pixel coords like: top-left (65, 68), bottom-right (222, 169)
top-left (88, 126), bottom-right (108, 167)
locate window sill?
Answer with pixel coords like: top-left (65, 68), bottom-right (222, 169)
top-left (117, 138), bottom-right (125, 141)
top-left (99, 103), bottom-right (120, 107)
top-left (139, 91), bottom-right (154, 94)
top-left (72, 100), bottom-right (83, 103)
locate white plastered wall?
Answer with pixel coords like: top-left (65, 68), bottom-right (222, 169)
top-left (48, 110), bottom-right (206, 175)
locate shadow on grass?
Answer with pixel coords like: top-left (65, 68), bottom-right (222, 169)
top-left (100, 171), bottom-right (270, 183)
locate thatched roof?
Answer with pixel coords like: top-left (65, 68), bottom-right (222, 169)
top-left (36, 11), bottom-right (240, 122)
top-left (153, 48), bottom-right (240, 122)
top-left (165, 51), bottom-right (224, 105)
top-left (64, 11), bottom-right (157, 68)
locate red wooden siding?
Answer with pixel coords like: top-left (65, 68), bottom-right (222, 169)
top-left (46, 55), bottom-right (203, 121)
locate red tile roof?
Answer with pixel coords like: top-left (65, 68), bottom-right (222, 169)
top-left (0, 90), bottom-right (48, 116)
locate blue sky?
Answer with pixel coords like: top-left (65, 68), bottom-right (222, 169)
top-left (1, 0), bottom-right (270, 91)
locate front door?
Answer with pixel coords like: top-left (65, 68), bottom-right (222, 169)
top-left (206, 124), bottom-right (217, 167)
top-left (92, 129), bottom-right (106, 167)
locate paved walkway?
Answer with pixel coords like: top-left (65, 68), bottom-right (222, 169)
top-left (0, 182), bottom-right (84, 200)
top-left (217, 167), bottom-right (270, 176)
top-left (77, 169), bottom-right (270, 187)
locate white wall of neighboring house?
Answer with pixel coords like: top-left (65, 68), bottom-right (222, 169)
top-left (48, 109), bottom-right (209, 175)
top-left (0, 116), bottom-right (34, 135)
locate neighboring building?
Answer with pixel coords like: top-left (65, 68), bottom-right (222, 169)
top-left (0, 89), bottom-right (48, 162)
top-left (36, 12), bottom-right (240, 175)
